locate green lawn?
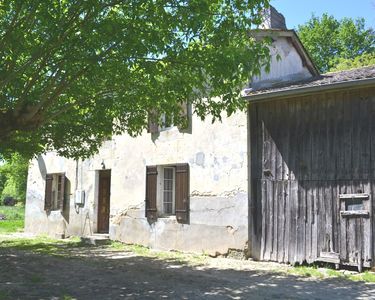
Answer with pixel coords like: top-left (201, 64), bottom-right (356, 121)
top-left (0, 205), bottom-right (25, 234)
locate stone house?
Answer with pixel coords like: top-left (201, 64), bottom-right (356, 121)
top-left (25, 7), bottom-right (375, 264)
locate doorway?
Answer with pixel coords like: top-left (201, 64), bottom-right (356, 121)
top-left (97, 170), bottom-right (111, 233)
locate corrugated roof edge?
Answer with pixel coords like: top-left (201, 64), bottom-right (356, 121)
top-left (243, 66), bottom-right (375, 103)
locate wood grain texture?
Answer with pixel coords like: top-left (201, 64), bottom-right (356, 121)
top-left (249, 87), bottom-right (375, 267)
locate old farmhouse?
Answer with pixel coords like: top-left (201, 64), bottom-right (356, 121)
top-left (25, 7), bottom-right (375, 270)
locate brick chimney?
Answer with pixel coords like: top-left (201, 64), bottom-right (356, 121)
top-left (260, 5), bottom-right (287, 30)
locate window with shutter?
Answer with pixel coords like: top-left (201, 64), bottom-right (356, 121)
top-left (147, 103), bottom-right (191, 134)
top-left (44, 173), bottom-right (66, 212)
top-left (145, 164), bottom-right (189, 223)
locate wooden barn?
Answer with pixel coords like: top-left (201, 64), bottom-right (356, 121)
top-left (246, 66), bottom-right (375, 271)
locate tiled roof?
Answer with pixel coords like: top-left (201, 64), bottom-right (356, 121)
top-left (244, 65), bottom-right (375, 99)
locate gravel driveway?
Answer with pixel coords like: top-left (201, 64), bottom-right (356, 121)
top-left (0, 236), bottom-right (374, 300)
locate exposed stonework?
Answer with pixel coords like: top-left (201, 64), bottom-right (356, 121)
top-left (260, 5), bottom-right (287, 30)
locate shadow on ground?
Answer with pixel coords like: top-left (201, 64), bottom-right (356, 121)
top-left (0, 240), bottom-right (374, 300)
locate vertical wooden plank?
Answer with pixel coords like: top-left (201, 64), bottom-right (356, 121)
top-left (294, 99), bottom-right (303, 180)
top-left (296, 182), bottom-right (306, 264)
top-left (268, 103), bottom-right (277, 181)
top-left (311, 182), bottom-right (319, 261)
top-left (339, 181), bottom-right (347, 262)
top-left (359, 90), bottom-right (371, 180)
top-left (363, 181), bottom-right (372, 264)
top-left (370, 89), bottom-right (375, 179)
top-left (281, 101), bottom-right (290, 181)
top-left (260, 180), bottom-right (267, 261)
top-left (288, 99), bottom-right (296, 181)
top-left (272, 181), bottom-right (278, 261)
top-left (341, 91), bottom-right (353, 180)
top-left (305, 181), bottom-right (313, 263)
top-left (274, 102), bottom-right (283, 181)
top-left (284, 180), bottom-right (290, 263)
top-left (317, 94), bottom-right (327, 181)
top-left (277, 181), bottom-right (285, 262)
top-left (290, 180), bottom-right (298, 264)
top-left (326, 94), bottom-right (336, 180)
top-left (317, 181), bottom-right (326, 255)
top-left (351, 91), bottom-right (361, 181)
top-left (335, 92), bottom-right (345, 180)
top-left (264, 180), bottom-right (273, 261)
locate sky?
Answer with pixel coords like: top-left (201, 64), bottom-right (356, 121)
top-left (271, 0), bottom-right (375, 29)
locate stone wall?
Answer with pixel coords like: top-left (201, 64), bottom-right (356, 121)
top-left (25, 110), bottom-right (249, 254)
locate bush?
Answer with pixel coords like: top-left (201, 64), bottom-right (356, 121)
top-left (3, 196), bottom-right (16, 206)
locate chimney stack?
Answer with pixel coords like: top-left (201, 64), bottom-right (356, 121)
top-left (260, 6), bottom-right (287, 30)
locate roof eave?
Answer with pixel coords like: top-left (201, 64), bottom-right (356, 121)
top-left (243, 77), bottom-right (375, 103)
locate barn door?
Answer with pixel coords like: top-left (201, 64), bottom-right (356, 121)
top-left (98, 170), bottom-right (111, 233)
top-left (339, 194), bottom-right (372, 272)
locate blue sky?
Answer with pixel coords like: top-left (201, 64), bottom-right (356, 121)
top-left (271, 0), bottom-right (375, 29)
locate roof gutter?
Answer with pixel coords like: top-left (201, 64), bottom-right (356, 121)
top-left (243, 77), bottom-right (375, 103)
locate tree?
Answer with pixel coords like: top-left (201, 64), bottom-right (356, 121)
top-left (330, 52), bottom-right (375, 72)
top-left (297, 14), bottom-right (375, 73)
top-left (0, 153), bottom-right (29, 202)
top-left (0, 0), bottom-right (271, 159)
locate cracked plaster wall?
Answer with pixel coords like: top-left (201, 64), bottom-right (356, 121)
top-left (25, 109), bottom-right (248, 254)
top-left (251, 37), bottom-right (312, 90)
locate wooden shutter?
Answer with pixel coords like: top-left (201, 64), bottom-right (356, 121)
top-left (175, 163), bottom-right (190, 224)
top-left (147, 109), bottom-right (159, 134)
top-left (58, 173), bottom-right (66, 212)
top-left (145, 166), bottom-right (158, 221)
top-left (44, 174), bottom-right (53, 211)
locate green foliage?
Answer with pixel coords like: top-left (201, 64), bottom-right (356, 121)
top-left (330, 52), bottom-right (375, 72)
top-left (289, 265), bottom-right (375, 283)
top-left (0, 153), bottom-right (29, 202)
top-left (0, 0), bottom-right (271, 159)
top-left (0, 205), bottom-right (24, 233)
top-left (297, 14), bottom-right (375, 72)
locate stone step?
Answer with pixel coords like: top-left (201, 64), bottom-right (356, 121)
top-left (81, 234), bottom-right (111, 246)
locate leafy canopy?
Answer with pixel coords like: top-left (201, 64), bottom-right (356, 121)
top-left (0, 153), bottom-right (29, 202)
top-left (297, 14), bottom-right (375, 73)
top-left (0, 0), bottom-right (271, 158)
top-left (330, 52), bottom-right (375, 72)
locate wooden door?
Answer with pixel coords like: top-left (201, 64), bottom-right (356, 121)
top-left (339, 194), bottom-right (372, 271)
top-left (98, 170), bottom-right (111, 233)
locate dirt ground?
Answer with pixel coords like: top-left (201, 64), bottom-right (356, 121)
top-left (0, 235), bottom-right (375, 300)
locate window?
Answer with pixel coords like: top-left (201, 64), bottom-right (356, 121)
top-left (145, 164), bottom-right (189, 223)
top-left (148, 103), bottom-right (192, 134)
top-left (161, 167), bottom-right (175, 215)
top-left (160, 113), bottom-right (174, 131)
top-left (339, 193), bottom-right (370, 217)
top-left (44, 173), bottom-right (66, 211)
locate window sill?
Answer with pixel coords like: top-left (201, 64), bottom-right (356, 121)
top-left (158, 215), bottom-right (176, 219)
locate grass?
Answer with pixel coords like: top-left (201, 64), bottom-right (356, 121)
top-left (289, 265), bottom-right (375, 283)
top-left (0, 205), bottom-right (25, 234)
top-left (288, 265), bottom-right (324, 279)
top-left (0, 235), bottom-right (85, 256)
top-left (110, 241), bottom-right (207, 266)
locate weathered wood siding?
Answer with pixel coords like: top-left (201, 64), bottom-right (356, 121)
top-left (249, 87), bottom-right (375, 265)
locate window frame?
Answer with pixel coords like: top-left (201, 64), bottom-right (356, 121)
top-left (158, 166), bottom-right (176, 217)
top-left (146, 163), bottom-right (189, 223)
top-left (45, 172), bottom-right (66, 212)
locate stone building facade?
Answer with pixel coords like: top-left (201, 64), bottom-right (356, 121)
top-left (25, 6), bottom-right (321, 256)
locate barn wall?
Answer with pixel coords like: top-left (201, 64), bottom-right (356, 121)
top-left (249, 87), bottom-right (375, 264)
